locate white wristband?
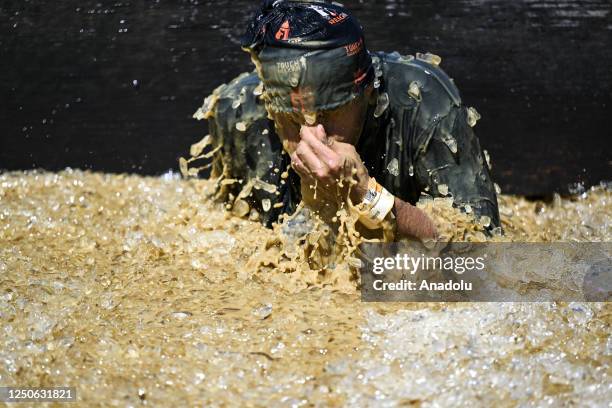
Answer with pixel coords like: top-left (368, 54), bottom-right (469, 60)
top-left (358, 178), bottom-right (395, 229)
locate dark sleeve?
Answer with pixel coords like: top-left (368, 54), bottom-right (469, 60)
top-left (413, 104), bottom-right (501, 229)
top-left (194, 71), bottom-right (300, 226)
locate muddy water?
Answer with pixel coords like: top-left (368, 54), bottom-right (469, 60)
top-left (0, 170), bottom-right (610, 406)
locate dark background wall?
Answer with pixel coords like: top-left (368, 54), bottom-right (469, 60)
top-left (0, 0), bottom-right (610, 196)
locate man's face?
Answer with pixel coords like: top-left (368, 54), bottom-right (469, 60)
top-left (270, 86), bottom-right (373, 154)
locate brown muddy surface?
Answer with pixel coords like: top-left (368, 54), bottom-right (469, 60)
top-left (0, 170), bottom-right (610, 406)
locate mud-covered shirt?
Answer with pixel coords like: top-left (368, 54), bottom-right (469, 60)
top-left (196, 51), bottom-right (501, 229)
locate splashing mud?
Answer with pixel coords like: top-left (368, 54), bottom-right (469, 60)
top-left (0, 170), bottom-right (610, 406)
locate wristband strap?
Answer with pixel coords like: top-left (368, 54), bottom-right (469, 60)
top-left (357, 178), bottom-right (395, 229)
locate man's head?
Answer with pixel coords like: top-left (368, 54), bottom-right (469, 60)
top-left (242, 0), bottom-right (375, 151)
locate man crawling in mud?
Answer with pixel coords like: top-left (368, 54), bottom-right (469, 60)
top-left (187, 0), bottom-right (501, 241)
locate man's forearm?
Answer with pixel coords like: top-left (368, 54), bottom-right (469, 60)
top-left (392, 197), bottom-right (437, 240)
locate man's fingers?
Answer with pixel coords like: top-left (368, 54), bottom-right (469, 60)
top-left (300, 131), bottom-right (338, 169)
top-left (316, 124), bottom-right (327, 140)
top-left (295, 142), bottom-right (326, 176)
top-left (300, 124), bottom-right (337, 163)
top-left (291, 152), bottom-right (310, 178)
top-left (300, 124), bottom-right (327, 142)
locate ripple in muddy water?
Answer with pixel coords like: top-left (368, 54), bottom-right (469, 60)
top-left (0, 170), bottom-right (610, 406)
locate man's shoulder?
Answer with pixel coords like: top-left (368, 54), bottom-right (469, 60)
top-left (217, 70), bottom-right (262, 100)
top-left (375, 51), bottom-right (463, 116)
top-left (193, 70), bottom-right (264, 123)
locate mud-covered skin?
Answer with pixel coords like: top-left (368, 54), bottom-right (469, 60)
top-left (199, 51), bottom-right (501, 229)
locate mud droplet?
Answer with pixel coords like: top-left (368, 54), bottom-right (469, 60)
top-left (262, 198), bottom-right (271, 212)
top-left (221, 178), bottom-right (239, 186)
top-left (467, 107), bottom-right (481, 127)
top-left (190, 134), bottom-right (212, 157)
top-left (192, 107), bottom-right (206, 121)
top-left (232, 199), bottom-right (250, 217)
top-left (346, 257), bottom-right (363, 269)
top-left (438, 184), bottom-right (449, 196)
top-left (195, 90), bottom-right (222, 120)
top-left (179, 157), bottom-right (189, 177)
top-left (252, 303), bottom-right (272, 319)
top-left (441, 133), bottom-right (458, 154)
top-left (398, 54), bottom-right (415, 64)
top-left (484, 150), bottom-right (492, 170)
top-left (304, 112), bottom-right (317, 125)
top-left (253, 82), bottom-right (264, 96)
top-left (416, 52), bottom-right (442, 66)
top-left (387, 158), bottom-right (400, 177)
top-left (253, 179), bottom-right (278, 194)
top-left (408, 82), bottom-right (421, 100)
top-left (374, 92), bottom-right (389, 118)
top-left (479, 215), bottom-right (491, 228)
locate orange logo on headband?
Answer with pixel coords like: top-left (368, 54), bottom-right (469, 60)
top-left (328, 11), bottom-right (347, 25)
top-left (275, 20), bottom-right (290, 40)
top-left (345, 38), bottom-right (363, 56)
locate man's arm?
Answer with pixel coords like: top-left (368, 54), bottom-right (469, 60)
top-left (392, 197), bottom-right (437, 239)
top-left (292, 125), bottom-right (437, 240)
top-left (413, 104), bottom-right (501, 229)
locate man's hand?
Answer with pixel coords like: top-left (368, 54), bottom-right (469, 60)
top-left (290, 124), bottom-right (370, 205)
top-left (290, 124), bottom-right (437, 240)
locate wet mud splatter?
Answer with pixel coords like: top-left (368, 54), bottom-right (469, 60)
top-left (0, 170), bottom-right (610, 406)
